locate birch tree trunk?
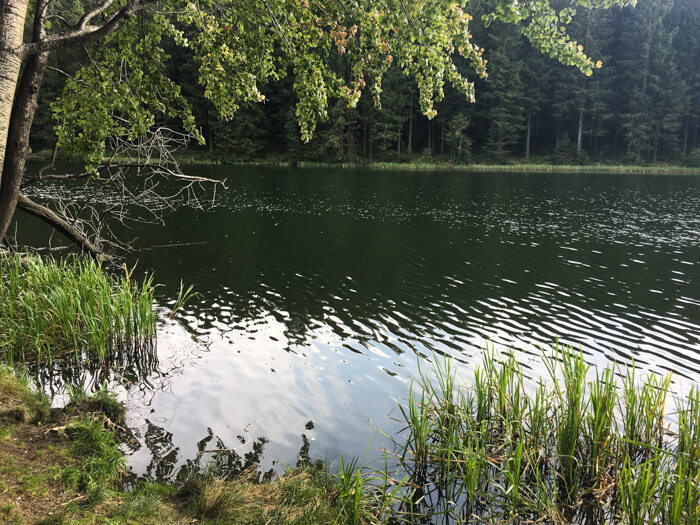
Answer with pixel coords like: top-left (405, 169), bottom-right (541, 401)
top-left (0, 0), bottom-right (157, 244)
top-left (525, 114), bottom-right (531, 160)
top-left (0, 52), bottom-right (49, 241)
top-left (0, 0), bottom-right (29, 188)
top-left (577, 110), bottom-right (584, 154)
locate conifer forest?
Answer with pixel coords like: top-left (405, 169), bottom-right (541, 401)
top-left (28, 0), bottom-right (698, 167)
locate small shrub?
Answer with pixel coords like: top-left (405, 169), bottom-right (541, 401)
top-left (552, 133), bottom-right (578, 165)
top-left (687, 147), bottom-right (700, 167)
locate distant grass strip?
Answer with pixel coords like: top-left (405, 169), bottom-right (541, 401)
top-left (0, 254), bottom-right (155, 365)
top-left (385, 344), bottom-right (700, 524)
top-left (458, 164), bottom-right (700, 174)
top-left (200, 158), bottom-right (700, 174)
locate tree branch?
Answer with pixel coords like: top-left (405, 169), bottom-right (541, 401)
top-left (16, 194), bottom-right (107, 260)
top-left (21, 0), bottom-right (159, 58)
top-left (77, 0), bottom-right (118, 31)
top-left (21, 142), bottom-right (59, 188)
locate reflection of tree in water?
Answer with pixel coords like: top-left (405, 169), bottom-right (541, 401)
top-left (141, 420), bottom-right (181, 480)
top-left (28, 343), bottom-right (161, 400)
top-left (130, 421), bottom-right (318, 485)
top-left (178, 428), bottom-right (275, 483)
top-left (25, 341), bottom-right (319, 485)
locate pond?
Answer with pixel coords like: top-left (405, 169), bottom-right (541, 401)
top-left (17, 166), bottom-right (700, 481)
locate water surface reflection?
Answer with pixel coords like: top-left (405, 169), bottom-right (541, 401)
top-left (17, 167), bottom-right (700, 478)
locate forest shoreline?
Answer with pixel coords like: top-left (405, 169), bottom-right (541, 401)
top-left (29, 150), bottom-right (700, 175)
top-left (272, 161), bottom-right (700, 174)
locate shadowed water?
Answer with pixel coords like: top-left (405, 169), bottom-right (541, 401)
top-left (17, 166), bottom-right (700, 480)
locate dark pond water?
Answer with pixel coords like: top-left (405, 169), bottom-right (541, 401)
top-left (17, 166), bottom-right (700, 480)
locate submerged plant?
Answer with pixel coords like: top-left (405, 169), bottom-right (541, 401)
top-left (169, 280), bottom-right (200, 318)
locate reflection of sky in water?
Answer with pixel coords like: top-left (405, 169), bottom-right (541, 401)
top-left (123, 277), bottom-right (700, 480)
top-left (17, 167), bottom-right (700, 480)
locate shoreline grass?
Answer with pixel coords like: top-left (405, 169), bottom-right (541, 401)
top-left (182, 159), bottom-right (700, 174)
top-left (0, 254), bottom-right (156, 366)
top-left (28, 150), bottom-right (700, 174)
top-left (0, 365), bottom-right (375, 524)
top-left (379, 344), bottom-right (700, 524)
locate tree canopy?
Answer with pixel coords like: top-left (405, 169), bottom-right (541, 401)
top-left (0, 0), bottom-right (636, 255)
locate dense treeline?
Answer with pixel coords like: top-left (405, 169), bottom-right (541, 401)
top-left (30, 0), bottom-right (700, 167)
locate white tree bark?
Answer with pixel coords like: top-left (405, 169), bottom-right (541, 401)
top-left (0, 0), bottom-right (29, 187)
top-left (0, 0), bottom-right (158, 241)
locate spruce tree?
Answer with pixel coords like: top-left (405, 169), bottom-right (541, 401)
top-left (616, 0), bottom-right (683, 163)
top-left (481, 21), bottom-right (525, 160)
top-left (670, 0), bottom-right (700, 155)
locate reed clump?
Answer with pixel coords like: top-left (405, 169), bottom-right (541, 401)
top-left (0, 254), bottom-right (156, 365)
top-left (387, 344), bottom-right (700, 524)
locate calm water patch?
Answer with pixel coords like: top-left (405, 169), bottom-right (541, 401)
top-left (18, 166), bottom-right (700, 479)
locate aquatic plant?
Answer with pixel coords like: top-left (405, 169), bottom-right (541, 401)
top-left (169, 279), bottom-right (200, 318)
top-left (382, 343), bottom-right (700, 524)
top-left (0, 254), bottom-right (156, 365)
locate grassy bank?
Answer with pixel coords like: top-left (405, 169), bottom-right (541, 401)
top-left (0, 365), bottom-right (374, 525)
top-left (0, 365), bottom-right (127, 524)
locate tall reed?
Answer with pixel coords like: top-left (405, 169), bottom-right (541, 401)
top-left (0, 254), bottom-right (156, 365)
top-left (383, 343), bottom-right (700, 524)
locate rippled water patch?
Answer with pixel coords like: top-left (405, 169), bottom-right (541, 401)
top-left (15, 167), bottom-right (700, 480)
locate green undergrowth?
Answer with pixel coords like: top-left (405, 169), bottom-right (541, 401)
top-left (379, 344), bottom-right (700, 524)
top-left (0, 254), bottom-right (156, 365)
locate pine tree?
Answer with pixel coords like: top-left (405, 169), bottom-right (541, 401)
top-left (616, 0), bottom-right (684, 163)
top-left (520, 43), bottom-right (551, 160)
top-left (670, 0), bottom-right (700, 155)
top-left (370, 68), bottom-right (410, 161)
top-left (481, 21), bottom-right (525, 160)
top-left (549, 6), bottom-right (615, 161)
